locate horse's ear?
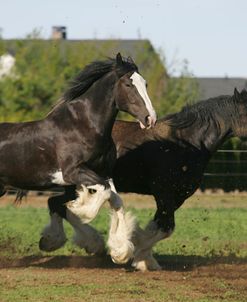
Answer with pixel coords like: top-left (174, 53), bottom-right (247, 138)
top-left (116, 53), bottom-right (123, 66)
top-left (127, 56), bottom-right (135, 64)
top-left (240, 89), bottom-right (247, 99)
top-left (234, 88), bottom-right (241, 100)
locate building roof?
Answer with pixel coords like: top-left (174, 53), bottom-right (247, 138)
top-left (3, 38), bottom-right (153, 58)
top-left (196, 77), bottom-right (247, 99)
top-left (2, 38), bottom-right (162, 74)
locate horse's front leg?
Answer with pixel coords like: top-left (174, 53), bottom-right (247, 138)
top-left (62, 164), bottom-right (112, 223)
top-left (132, 204), bottom-right (175, 271)
top-left (43, 186), bottom-right (106, 255)
top-left (61, 175), bottom-right (137, 263)
top-left (63, 164), bottom-right (136, 263)
top-left (39, 190), bottom-right (75, 252)
top-left (61, 166), bottom-right (112, 254)
top-left (39, 186), bottom-right (80, 252)
top-left (107, 179), bottom-right (137, 264)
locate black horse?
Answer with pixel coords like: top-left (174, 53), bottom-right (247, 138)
top-left (47, 88), bottom-right (247, 270)
top-left (110, 88), bottom-right (247, 270)
top-left (0, 53), bottom-right (156, 265)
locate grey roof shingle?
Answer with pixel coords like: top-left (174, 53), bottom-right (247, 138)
top-left (196, 77), bottom-right (247, 99)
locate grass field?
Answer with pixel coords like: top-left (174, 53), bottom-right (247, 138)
top-left (0, 193), bottom-right (246, 302)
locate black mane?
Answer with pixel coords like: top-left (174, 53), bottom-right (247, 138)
top-left (163, 90), bottom-right (247, 129)
top-left (63, 57), bottom-right (138, 102)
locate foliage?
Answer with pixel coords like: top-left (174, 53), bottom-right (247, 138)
top-left (0, 33), bottom-right (170, 122)
top-left (0, 31), bottom-right (199, 122)
top-left (0, 35), bottom-right (117, 121)
top-left (162, 62), bottom-right (199, 115)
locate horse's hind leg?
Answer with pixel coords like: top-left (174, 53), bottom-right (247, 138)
top-left (131, 219), bottom-right (173, 271)
top-left (132, 196), bottom-right (175, 271)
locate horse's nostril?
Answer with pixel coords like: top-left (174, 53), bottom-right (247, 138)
top-left (145, 115), bottom-right (150, 124)
top-left (145, 116), bottom-right (152, 128)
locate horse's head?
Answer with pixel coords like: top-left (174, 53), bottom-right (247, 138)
top-left (113, 53), bottom-right (157, 129)
top-left (232, 88), bottom-right (247, 137)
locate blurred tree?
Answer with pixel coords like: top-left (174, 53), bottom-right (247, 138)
top-left (0, 32), bottom-right (169, 122)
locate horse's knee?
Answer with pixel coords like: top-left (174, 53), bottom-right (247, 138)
top-left (66, 184), bottom-right (111, 223)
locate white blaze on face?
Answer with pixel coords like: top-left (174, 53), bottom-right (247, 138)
top-left (130, 72), bottom-right (157, 127)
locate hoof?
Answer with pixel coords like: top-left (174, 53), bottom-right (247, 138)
top-left (132, 255), bottom-right (162, 271)
top-left (39, 236), bottom-right (67, 252)
top-left (85, 246), bottom-right (107, 256)
top-left (84, 240), bottom-right (106, 256)
top-left (110, 242), bottom-right (134, 264)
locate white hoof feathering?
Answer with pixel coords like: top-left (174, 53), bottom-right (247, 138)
top-left (131, 220), bottom-right (173, 271)
top-left (108, 210), bottom-right (136, 264)
top-left (66, 184), bottom-right (111, 224)
top-left (39, 213), bottom-right (67, 252)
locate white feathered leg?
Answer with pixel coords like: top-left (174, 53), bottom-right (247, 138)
top-left (132, 220), bottom-right (173, 271)
top-left (107, 180), bottom-right (137, 264)
top-left (64, 184), bottom-right (112, 255)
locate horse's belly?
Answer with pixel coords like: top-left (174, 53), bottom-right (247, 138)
top-left (0, 145), bottom-right (59, 189)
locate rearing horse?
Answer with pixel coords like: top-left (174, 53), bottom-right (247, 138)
top-left (0, 53), bottom-right (156, 264)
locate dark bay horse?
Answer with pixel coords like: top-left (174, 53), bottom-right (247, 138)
top-left (0, 53), bottom-right (156, 264)
top-left (48, 88), bottom-right (247, 270)
top-left (111, 88), bottom-right (247, 270)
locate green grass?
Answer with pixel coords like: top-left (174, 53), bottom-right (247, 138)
top-left (0, 205), bottom-right (246, 259)
top-left (0, 203), bottom-right (246, 302)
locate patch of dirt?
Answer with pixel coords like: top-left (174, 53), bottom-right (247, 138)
top-left (0, 255), bottom-right (246, 302)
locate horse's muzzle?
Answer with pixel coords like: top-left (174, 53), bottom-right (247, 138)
top-left (139, 115), bottom-right (157, 129)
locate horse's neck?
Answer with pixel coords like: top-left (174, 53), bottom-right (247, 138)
top-left (50, 73), bottom-right (118, 139)
top-left (84, 72), bottom-right (118, 135)
top-left (175, 118), bottom-right (232, 153)
top-left (113, 119), bottom-right (181, 159)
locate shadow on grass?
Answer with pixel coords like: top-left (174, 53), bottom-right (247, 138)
top-left (1, 254), bottom-right (246, 271)
top-left (155, 254), bottom-right (247, 271)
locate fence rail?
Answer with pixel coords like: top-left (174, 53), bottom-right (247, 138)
top-left (217, 149), bottom-right (247, 153)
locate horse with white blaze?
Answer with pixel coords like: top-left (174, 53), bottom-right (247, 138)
top-left (0, 53), bottom-right (156, 265)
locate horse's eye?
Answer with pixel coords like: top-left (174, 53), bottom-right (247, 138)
top-left (125, 83), bottom-right (131, 87)
top-left (88, 188), bottom-right (97, 194)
